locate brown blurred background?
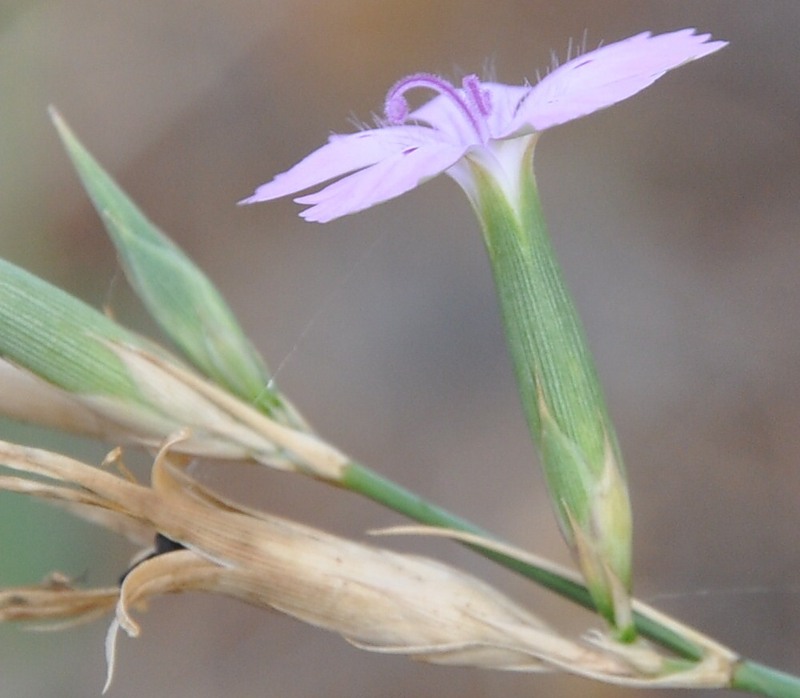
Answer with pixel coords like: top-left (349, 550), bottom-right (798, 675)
top-left (1, 1), bottom-right (799, 696)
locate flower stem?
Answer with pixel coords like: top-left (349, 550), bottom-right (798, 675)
top-left (732, 661), bottom-right (800, 698)
top-left (342, 461), bottom-right (800, 697)
top-left (341, 461), bottom-right (698, 660)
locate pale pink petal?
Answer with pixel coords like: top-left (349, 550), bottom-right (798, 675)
top-left (408, 94), bottom-right (476, 145)
top-left (241, 28), bottom-right (726, 220)
top-left (409, 83), bottom-right (530, 143)
top-left (506, 29), bottom-right (727, 134)
top-left (480, 83), bottom-right (534, 138)
top-left (293, 142), bottom-right (466, 222)
top-left (239, 126), bottom-right (439, 204)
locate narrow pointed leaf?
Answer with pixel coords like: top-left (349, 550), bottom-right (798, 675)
top-left (0, 257), bottom-right (149, 402)
top-left (51, 108), bottom-right (281, 414)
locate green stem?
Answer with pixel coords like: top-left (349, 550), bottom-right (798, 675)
top-left (732, 661), bottom-right (800, 698)
top-left (341, 461), bottom-right (699, 660)
top-left (342, 462), bottom-right (800, 697)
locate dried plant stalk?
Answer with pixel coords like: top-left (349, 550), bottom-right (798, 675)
top-left (0, 439), bottom-right (735, 690)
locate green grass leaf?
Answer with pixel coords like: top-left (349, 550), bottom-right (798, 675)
top-left (0, 256), bottom-right (146, 401)
top-left (50, 108), bottom-right (280, 414)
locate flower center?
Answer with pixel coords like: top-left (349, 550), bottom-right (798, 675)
top-left (384, 73), bottom-right (491, 142)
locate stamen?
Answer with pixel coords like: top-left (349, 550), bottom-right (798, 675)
top-left (384, 72), bottom-right (489, 141)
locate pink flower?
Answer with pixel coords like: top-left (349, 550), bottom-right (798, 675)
top-left (240, 29), bottom-right (726, 223)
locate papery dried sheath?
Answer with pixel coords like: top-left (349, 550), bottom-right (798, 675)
top-left (0, 441), bottom-right (737, 691)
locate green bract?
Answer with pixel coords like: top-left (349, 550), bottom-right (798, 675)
top-left (0, 256), bottom-right (152, 401)
top-left (51, 109), bottom-right (285, 417)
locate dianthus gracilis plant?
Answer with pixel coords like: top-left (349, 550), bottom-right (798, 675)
top-left (1, 27), bottom-right (799, 697)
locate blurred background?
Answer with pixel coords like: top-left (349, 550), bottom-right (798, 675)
top-left (1, 1), bottom-right (799, 696)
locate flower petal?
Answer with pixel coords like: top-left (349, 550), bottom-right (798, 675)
top-left (410, 83), bottom-right (531, 143)
top-left (239, 126), bottom-right (443, 205)
top-left (481, 83), bottom-right (536, 138)
top-left (507, 29), bottom-right (727, 134)
top-left (294, 142), bottom-right (466, 222)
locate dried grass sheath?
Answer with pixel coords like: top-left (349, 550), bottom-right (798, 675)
top-left (0, 440), bottom-right (733, 690)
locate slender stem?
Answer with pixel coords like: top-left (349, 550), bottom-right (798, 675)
top-left (341, 461), bottom-right (701, 660)
top-left (343, 462), bottom-right (800, 698)
top-left (732, 661), bottom-right (800, 698)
